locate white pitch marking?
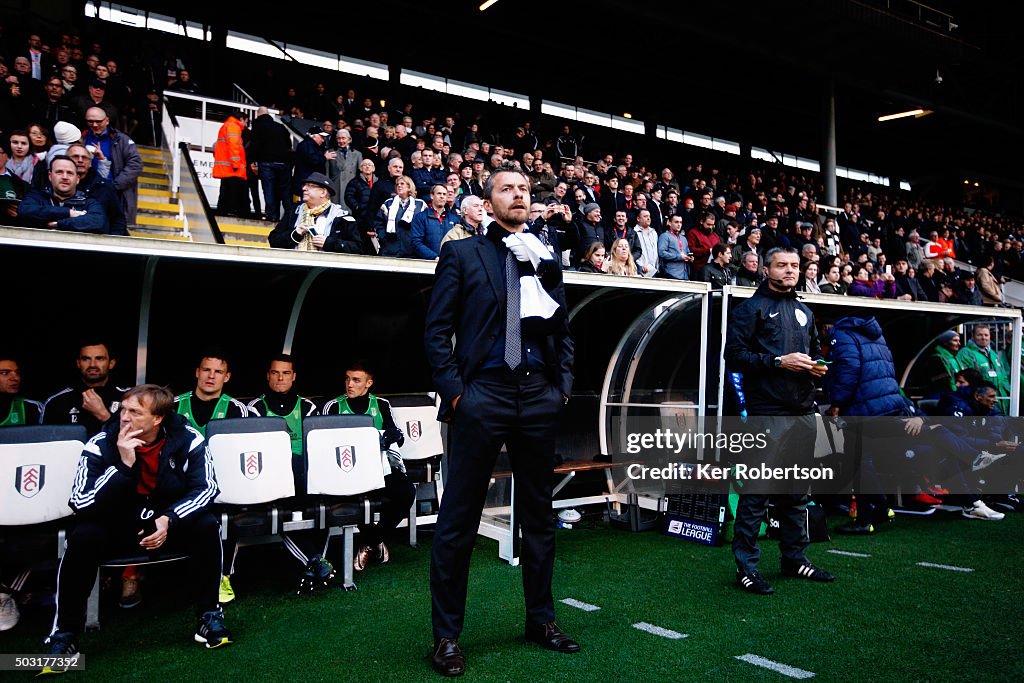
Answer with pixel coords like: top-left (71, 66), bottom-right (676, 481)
top-left (827, 549), bottom-right (871, 558)
top-left (632, 622), bottom-right (687, 639)
top-left (736, 654), bottom-right (815, 679)
top-left (560, 598), bottom-right (600, 612)
top-left (916, 561), bottom-right (974, 573)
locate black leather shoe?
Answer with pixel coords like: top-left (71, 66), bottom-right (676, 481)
top-left (431, 638), bottom-right (465, 677)
top-left (525, 621), bottom-right (580, 653)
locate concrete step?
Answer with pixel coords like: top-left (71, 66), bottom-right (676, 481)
top-left (139, 173), bottom-right (168, 185)
top-left (223, 236), bottom-right (270, 248)
top-left (139, 187), bottom-right (172, 199)
top-left (137, 200), bottom-right (179, 213)
top-left (129, 225), bottom-right (189, 241)
top-left (219, 222), bottom-right (273, 237)
top-left (136, 214), bottom-right (184, 230)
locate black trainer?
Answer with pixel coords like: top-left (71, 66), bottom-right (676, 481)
top-left (736, 569), bottom-right (774, 595)
top-left (39, 631), bottom-right (80, 675)
top-left (195, 607), bottom-right (233, 649)
top-left (781, 559), bottom-right (835, 582)
top-left (297, 556), bottom-right (336, 593)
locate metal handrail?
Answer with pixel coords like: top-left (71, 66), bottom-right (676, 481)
top-left (179, 142), bottom-right (224, 245)
top-left (231, 83), bottom-right (259, 106)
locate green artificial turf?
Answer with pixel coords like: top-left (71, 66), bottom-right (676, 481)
top-left (3, 510), bottom-right (1022, 682)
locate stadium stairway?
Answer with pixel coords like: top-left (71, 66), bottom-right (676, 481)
top-left (130, 145), bottom-right (188, 241)
top-left (216, 215), bottom-right (274, 247)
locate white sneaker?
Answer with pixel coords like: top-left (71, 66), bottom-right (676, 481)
top-left (0, 592), bottom-right (19, 631)
top-left (962, 500), bottom-right (1005, 520)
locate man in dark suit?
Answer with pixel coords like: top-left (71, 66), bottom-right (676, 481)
top-left (424, 165), bottom-right (577, 677)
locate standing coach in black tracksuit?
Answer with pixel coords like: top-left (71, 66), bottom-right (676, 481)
top-left (424, 165), bottom-right (577, 678)
top-left (724, 247), bottom-right (835, 596)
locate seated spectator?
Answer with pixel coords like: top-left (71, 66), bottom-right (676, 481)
top-left (6, 130), bottom-right (38, 184)
top-left (731, 225), bottom-right (762, 270)
top-left (702, 243), bottom-right (734, 289)
top-left (375, 175), bottom-right (425, 258)
top-left (41, 385), bottom-right (230, 669)
top-left (0, 138), bottom-right (31, 225)
top-left (320, 360), bottom-right (414, 572)
top-left (27, 123), bottom-right (53, 164)
top-left (955, 272), bottom-right (983, 306)
top-left (577, 241), bottom-right (606, 273)
top-left (66, 142), bottom-right (127, 235)
top-left (268, 172), bottom-right (361, 253)
top-left (71, 79), bottom-right (118, 125)
top-left (606, 238), bottom-right (638, 276)
top-left (734, 250), bottom-right (764, 288)
top-left (819, 262), bottom-right (845, 294)
top-left (798, 260), bottom-right (821, 294)
top-left (410, 184), bottom-right (457, 260)
top-left (441, 194), bottom-right (485, 247)
top-left (891, 257), bottom-right (926, 301)
top-left (34, 75), bottom-right (77, 130)
top-left (917, 261), bottom-right (940, 301)
top-left (411, 148), bottom-right (445, 197)
top-left (19, 156), bottom-right (109, 233)
top-left (847, 264), bottom-right (895, 299)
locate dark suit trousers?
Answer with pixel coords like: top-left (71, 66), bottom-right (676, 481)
top-left (430, 370), bottom-right (561, 639)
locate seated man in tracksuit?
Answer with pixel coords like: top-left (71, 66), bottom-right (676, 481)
top-left (43, 385), bottom-right (230, 672)
top-left (175, 350), bottom-right (250, 604)
top-left (245, 355), bottom-right (329, 592)
top-left (321, 360), bottom-right (415, 571)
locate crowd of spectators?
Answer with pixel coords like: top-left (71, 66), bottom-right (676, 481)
top-left (0, 21), bottom-right (202, 231)
top-left (4, 21), bottom-right (1024, 311)
top-left (253, 78), bottom-right (1024, 308)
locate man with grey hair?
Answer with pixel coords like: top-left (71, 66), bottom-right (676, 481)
top-left (329, 128), bottom-right (362, 211)
top-left (441, 195), bottom-right (485, 247)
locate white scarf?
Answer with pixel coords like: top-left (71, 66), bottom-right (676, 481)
top-left (386, 196), bottom-right (418, 234)
top-left (502, 231), bottom-right (559, 321)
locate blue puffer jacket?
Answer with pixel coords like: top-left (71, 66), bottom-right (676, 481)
top-left (935, 385), bottom-right (1005, 453)
top-left (827, 316), bottom-right (911, 416)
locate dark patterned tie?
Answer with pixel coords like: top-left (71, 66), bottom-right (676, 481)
top-left (504, 249), bottom-right (522, 370)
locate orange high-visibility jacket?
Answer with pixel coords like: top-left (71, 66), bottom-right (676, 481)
top-left (212, 116), bottom-right (246, 179)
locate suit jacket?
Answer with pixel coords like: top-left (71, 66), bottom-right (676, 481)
top-left (424, 232), bottom-right (574, 422)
